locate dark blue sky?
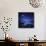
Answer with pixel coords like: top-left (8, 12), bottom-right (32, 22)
top-left (18, 12), bottom-right (34, 28)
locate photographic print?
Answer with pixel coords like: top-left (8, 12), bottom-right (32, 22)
top-left (18, 12), bottom-right (34, 28)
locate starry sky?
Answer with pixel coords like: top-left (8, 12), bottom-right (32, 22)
top-left (18, 12), bottom-right (34, 28)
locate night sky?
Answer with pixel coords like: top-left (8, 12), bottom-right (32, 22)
top-left (18, 12), bottom-right (34, 28)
